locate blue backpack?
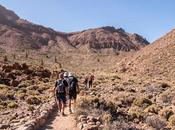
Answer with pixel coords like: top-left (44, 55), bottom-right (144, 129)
top-left (68, 77), bottom-right (77, 91)
top-left (56, 80), bottom-right (65, 93)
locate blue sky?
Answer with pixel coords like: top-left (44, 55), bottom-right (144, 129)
top-left (0, 0), bottom-right (174, 42)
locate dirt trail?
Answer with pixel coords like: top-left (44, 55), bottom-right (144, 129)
top-left (39, 107), bottom-right (78, 130)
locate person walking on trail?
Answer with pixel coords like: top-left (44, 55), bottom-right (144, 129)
top-left (67, 72), bottom-right (79, 113)
top-left (54, 73), bottom-right (68, 116)
top-left (89, 75), bottom-right (94, 88)
top-left (83, 76), bottom-right (88, 89)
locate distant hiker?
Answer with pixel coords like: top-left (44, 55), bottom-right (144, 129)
top-left (89, 75), bottom-right (94, 88)
top-left (67, 72), bottom-right (79, 113)
top-left (54, 73), bottom-right (68, 116)
top-left (83, 76), bottom-right (88, 88)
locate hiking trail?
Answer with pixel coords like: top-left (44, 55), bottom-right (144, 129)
top-left (39, 107), bottom-right (78, 130)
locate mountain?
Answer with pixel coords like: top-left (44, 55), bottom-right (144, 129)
top-left (0, 5), bottom-right (149, 53)
top-left (68, 26), bottom-right (149, 53)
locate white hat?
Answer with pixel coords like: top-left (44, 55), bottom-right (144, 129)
top-left (68, 72), bottom-right (74, 77)
top-left (63, 72), bottom-right (68, 77)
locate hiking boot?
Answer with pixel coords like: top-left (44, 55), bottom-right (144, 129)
top-left (62, 112), bottom-right (66, 116)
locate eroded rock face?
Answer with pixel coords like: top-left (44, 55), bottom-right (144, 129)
top-left (68, 26), bottom-right (149, 52)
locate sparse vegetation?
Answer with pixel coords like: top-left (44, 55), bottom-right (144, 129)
top-left (7, 101), bottom-right (18, 108)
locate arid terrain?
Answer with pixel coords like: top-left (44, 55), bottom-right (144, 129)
top-left (1, 4), bottom-right (175, 130)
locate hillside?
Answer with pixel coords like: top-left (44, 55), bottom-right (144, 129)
top-left (117, 29), bottom-right (175, 83)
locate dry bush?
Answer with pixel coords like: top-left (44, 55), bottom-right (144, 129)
top-left (26, 96), bottom-right (41, 105)
top-left (144, 104), bottom-right (161, 114)
top-left (133, 97), bottom-right (152, 107)
top-left (102, 112), bottom-right (112, 123)
top-left (146, 115), bottom-right (167, 129)
top-left (159, 107), bottom-right (174, 120)
top-left (28, 105), bottom-right (35, 112)
top-left (168, 115), bottom-right (175, 126)
top-left (157, 90), bottom-right (175, 104)
top-left (128, 106), bottom-right (144, 119)
top-left (7, 101), bottom-right (18, 108)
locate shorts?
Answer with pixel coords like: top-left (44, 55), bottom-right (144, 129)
top-left (56, 93), bottom-right (66, 104)
top-left (68, 90), bottom-right (77, 100)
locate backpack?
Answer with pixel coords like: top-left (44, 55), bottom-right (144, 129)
top-left (56, 80), bottom-right (65, 93)
top-left (68, 77), bottom-right (77, 91)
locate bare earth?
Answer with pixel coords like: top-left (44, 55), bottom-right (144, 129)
top-left (39, 107), bottom-right (77, 130)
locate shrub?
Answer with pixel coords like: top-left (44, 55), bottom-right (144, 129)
top-left (159, 107), bottom-right (174, 120)
top-left (102, 113), bottom-right (112, 123)
top-left (168, 115), bottom-right (175, 126)
top-left (7, 101), bottom-right (18, 108)
top-left (146, 115), bottom-right (167, 129)
top-left (128, 106), bottom-right (144, 119)
top-left (133, 97), bottom-right (152, 107)
top-left (26, 96), bottom-right (41, 105)
top-left (28, 105), bottom-right (35, 111)
top-left (144, 104), bottom-right (160, 114)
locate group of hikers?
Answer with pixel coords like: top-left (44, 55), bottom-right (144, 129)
top-left (54, 71), bottom-right (79, 116)
top-left (53, 70), bottom-right (94, 116)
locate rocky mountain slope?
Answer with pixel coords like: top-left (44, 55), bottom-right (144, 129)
top-left (118, 28), bottom-right (175, 82)
top-left (0, 5), bottom-right (149, 53)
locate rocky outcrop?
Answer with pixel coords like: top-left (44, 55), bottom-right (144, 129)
top-left (68, 26), bottom-right (149, 52)
top-left (0, 62), bottom-right (51, 87)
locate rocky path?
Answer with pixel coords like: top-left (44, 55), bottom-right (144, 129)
top-left (39, 107), bottom-right (78, 130)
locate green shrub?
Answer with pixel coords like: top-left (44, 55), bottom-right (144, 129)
top-left (7, 101), bottom-right (18, 108)
top-left (128, 106), bottom-right (144, 119)
top-left (133, 97), bottom-right (152, 107)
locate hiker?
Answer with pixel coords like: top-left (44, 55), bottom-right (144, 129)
top-left (67, 72), bottom-right (79, 113)
top-left (54, 73), bottom-right (68, 116)
top-left (83, 76), bottom-right (88, 88)
top-left (89, 74), bottom-right (94, 88)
